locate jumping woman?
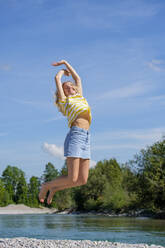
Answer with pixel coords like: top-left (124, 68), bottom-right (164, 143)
top-left (39, 60), bottom-right (92, 205)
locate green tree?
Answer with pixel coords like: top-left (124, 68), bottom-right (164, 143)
top-left (2, 165), bottom-right (28, 204)
top-left (73, 159), bottom-right (133, 213)
top-left (129, 138), bottom-right (165, 211)
top-left (101, 181), bottom-right (130, 211)
top-left (41, 162), bottom-right (59, 207)
top-left (51, 161), bottom-right (76, 210)
top-left (42, 162), bottom-right (59, 182)
top-left (0, 179), bottom-right (10, 206)
top-left (81, 167), bottom-right (107, 211)
top-left (121, 165), bottom-right (140, 210)
top-left (95, 159), bottom-right (122, 187)
top-left (28, 176), bottom-right (40, 207)
top-left (98, 159), bottom-right (129, 212)
top-left (16, 173), bottom-right (28, 204)
top-left (73, 160), bottom-right (115, 211)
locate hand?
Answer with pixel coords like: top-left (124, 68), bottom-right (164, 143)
top-left (63, 69), bottom-right (71, 76)
top-left (52, 60), bottom-right (66, 66)
top-left (55, 69), bottom-right (70, 79)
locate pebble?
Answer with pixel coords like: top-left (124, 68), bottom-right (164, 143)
top-left (0, 238), bottom-right (164, 248)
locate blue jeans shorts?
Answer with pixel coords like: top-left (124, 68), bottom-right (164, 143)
top-left (64, 126), bottom-right (91, 159)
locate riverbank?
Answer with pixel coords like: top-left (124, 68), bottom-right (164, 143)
top-left (54, 208), bottom-right (165, 219)
top-left (0, 238), bottom-right (164, 248)
top-left (0, 204), bottom-right (57, 214)
top-left (0, 204), bottom-right (164, 219)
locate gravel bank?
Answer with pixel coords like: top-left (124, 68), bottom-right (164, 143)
top-left (0, 204), bottom-right (57, 214)
top-left (0, 238), bottom-right (164, 248)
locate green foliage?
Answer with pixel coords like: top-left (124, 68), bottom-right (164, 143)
top-left (28, 176), bottom-right (40, 207)
top-left (73, 167), bottom-right (107, 211)
top-left (42, 162), bottom-right (59, 182)
top-left (101, 182), bottom-right (130, 211)
top-left (50, 161), bottom-right (76, 210)
top-left (0, 179), bottom-right (10, 206)
top-left (2, 165), bottom-right (28, 204)
top-left (0, 138), bottom-right (165, 213)
top-left (95, 159), bottom-right (122, 187)
top-left (128, 138), bottom-right (165, 211)
top-left (52, 188), bottom-right (74, 211)
top-left (16, 174), bottom-right (28, 204)
top-left (74, 159), bottom-right (128, 212)
top-left (83, 197), bottom-right (100, 211)
top-left (60, 160), bottom-right (68, 176)
top-left (121, 166), bottom-right (140, 209)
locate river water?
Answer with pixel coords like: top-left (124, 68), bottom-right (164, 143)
top-left (0, 214), bottom-right (165, 246)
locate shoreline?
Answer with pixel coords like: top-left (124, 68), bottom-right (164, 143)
top-left (0, 238), bottom-right (164, 248)
top-left (0, 204), bottom-right (56, 215)
top-left (0, 204), bottom-right (165, 219)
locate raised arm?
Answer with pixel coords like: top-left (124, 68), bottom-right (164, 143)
top-left (52, 60), bottom-right (83, 95)
top-left (55, 69), bottom-right (67, 100)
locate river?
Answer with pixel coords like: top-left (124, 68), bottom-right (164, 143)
top-left (0, 214), bottom-right (164, 246)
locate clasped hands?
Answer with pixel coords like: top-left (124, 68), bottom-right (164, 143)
top-left (52, 60), bottom-right (71, 77)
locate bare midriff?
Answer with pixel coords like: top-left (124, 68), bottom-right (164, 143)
top-left (71, 111), bottom-right (90, 130)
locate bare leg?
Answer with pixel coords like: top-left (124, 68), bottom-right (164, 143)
top-left (47, 159), bottom-right (90, 204)
top-left (77, 158), bottom-right (90, 184)
top-left (39, 175), bottom-right (68, 203)
top-left (47, 182), bottom-right (81, 204)
top-left (39, 157), bottom-right (80, 203)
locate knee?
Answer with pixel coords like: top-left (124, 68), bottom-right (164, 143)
top-left (68, 176), bottom-right (79, 184)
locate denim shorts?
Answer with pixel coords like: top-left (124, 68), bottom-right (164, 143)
top-left (64, 126), bottom-right (91, 159)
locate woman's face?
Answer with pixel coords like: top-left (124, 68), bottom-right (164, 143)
top-left (63, 82), bottom-right (76, 97)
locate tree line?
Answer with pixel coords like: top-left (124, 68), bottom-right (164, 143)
top-left (0, 138), bottom-right (165, 213)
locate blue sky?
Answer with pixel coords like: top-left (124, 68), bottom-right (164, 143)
top-left (0, 0), bottom-right (165, 180)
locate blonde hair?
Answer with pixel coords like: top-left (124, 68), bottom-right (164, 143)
top-left (54, 81), bottom-right (79, 115)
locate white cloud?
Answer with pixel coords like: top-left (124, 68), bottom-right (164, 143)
top-left (97, 81), bottom-right (152, 100)
top-left (42, 142), bottom-right (97, 168)
top-left (43, 142), bottom-right (64, 160)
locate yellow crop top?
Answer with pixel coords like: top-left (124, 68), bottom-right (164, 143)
top-left (58, 94), bottom-right (92, 128)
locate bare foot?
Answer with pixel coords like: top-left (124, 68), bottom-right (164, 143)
top-left (38, 183), bottom-right (49, 203)
top-left (47, 187), bottom-right (57, 205)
